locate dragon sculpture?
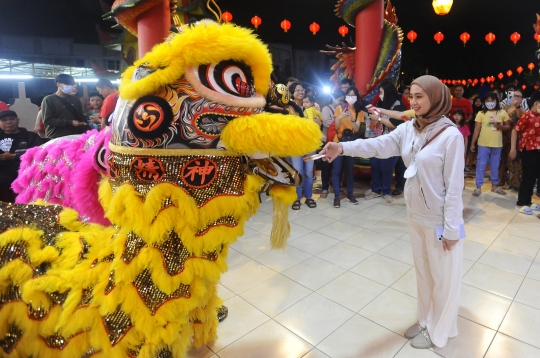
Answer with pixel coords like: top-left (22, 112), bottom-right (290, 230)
top-left (326, 0), bottom-right (404, 102)
top-left (0, 20), bottom-right (321, 358)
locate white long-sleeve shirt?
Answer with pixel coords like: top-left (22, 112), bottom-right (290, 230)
top-left (341, 117), bottom-right (464, 240)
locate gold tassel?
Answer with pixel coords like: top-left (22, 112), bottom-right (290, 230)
top-left (268, 184), bottom-right (297, 250)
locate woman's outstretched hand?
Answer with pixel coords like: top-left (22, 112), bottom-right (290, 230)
top-left (320, 142), bottom-right (343, 163)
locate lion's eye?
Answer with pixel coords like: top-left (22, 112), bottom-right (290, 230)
top-left (196, 60), bottom-right (254, 97)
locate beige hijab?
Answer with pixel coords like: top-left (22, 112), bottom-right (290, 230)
top-left (411, 75), bottom-right (452, 124)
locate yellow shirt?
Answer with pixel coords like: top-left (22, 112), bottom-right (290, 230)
top-left (475, 110), bottom-right (510, 148)
top-left (304, 107), bottom-right (322, 122)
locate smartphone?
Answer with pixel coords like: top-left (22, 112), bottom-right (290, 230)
top-left (507, 91), bottom-right (514, 104)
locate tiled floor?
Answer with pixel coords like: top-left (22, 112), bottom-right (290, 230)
top-left (188, 177), bottom-right (540, 358)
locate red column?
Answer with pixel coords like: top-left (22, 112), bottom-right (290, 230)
top-left (137, 0), bottom-right (171, 58)
top-left (354, 0), bottom-right (384, 94)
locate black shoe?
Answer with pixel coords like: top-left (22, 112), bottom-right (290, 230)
top-left (392, 189), bottom-right (403, 196)
top-left (333, 197), bottom-right (340, 208)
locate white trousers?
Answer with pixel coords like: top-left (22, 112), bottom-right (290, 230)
top-left (408, 218), bottom-right (462, 348)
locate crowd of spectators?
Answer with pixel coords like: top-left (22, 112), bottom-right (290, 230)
top-left (0, 73), bottom-right (118, 203)
top-left (286, 76), bottom-right (540, 218)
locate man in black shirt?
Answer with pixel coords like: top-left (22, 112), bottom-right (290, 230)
top-left (0, 110), bottom-right (42, 202)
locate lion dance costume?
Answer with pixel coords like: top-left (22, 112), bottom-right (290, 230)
top-left (0, 21), bottom-right (320, 357)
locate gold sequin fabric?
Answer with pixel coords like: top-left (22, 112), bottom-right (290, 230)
top-left (127, 342), bottom-right (144, 357)
top-left (132, 269), bottom-right (190, 315)
top-left (81, 348), bottom-right (101, 357)
top-left (28, 304), bottom-right (48, 320)
top-left (122, 232), bottom-right (147, 264)
top-left (107, 150), bottom-right (245, 207)
top-left (77, 286), bottom-right (94, 308)
top-left (49, 291), bottom-right (70, 306)
top-left (155, 348), bottom-right (173, 358)
top-left (196, 215), bottom-right (238, 236)
top-left (0, 202), bottom-right (65, 248)
top-left (0, 285), bottom-right (21, 309)
top-left (154, 232), bottom-right (191, 276)
top-left (79, 237), bottom-right (90, 262)
top-left (102, 306), bottom-right (132, 346)
top-left (105, 269), bottom-right (115, 295)
top-left (0, 241), bottom-right (30, 269)
top-left (0, 324), bottom-right (23, 354)
top-left (41, 332), bottom-right (70, 349)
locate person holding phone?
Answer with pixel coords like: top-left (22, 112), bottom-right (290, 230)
top-left (0, 110), bottom-right (42, 202)
top-left (321, 75), bottom-right (465, 350)
top-left (331, 87), bottom-right (363, 208)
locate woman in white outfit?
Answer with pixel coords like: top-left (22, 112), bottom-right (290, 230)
top-left (321, 75), bottom-right (464, 349)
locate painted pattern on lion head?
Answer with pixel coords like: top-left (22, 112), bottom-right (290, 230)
top-left (112, 20), bottom-right (272, 150)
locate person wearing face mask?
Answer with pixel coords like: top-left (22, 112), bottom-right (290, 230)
top-left (330, 87), bottom-right (364, 207)
top-left (41, 74), bottom-right (88, 139)
top-left (469, 93), bottom-right (511, 196)
top-left (510, 91), bottom-right (540, 217)
top-left (321, 76), bottom-right (465, 350)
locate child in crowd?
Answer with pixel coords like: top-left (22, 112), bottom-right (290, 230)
top-left (303, 96), bottom-right (323, 127)
top-left (453, 109), bottom-right (470, 171)
top-left (86, 92), bottom-right (104, 130)
top-left (470, 92), bottom-right (511, 196)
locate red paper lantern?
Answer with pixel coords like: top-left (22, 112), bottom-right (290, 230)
top-left (486, 77), bottom-right (491, 83)
top-left (251, 16), bottom-right (262, 29)
top-left (280, 19), bottom-right (291, 33)
top-left (480, 78), bottom-right (485, 84)
top-left (535, 33), bottom-right (540, 43)
top-left (442, 79), bottom-right (446, 84)
top-left (221, 11), bottom-right (233, 23)
top-left (517, 66), bottom-right (523, 74)
top-left (461, 80), bottom-right (466, 85)
top-left (490, 76), bottom-right (495, 82)
top-left (498, 73), bottom-right (504, 80)
top-left (434, 32), bottom-right (444, 44)
top-left (485, 33), bottom-right (496, 45)
top-left (339, 25), bottom-right (349, 37)
top-left (535, 84), bottom-right (540, 91)
top-left (528, 63), bottom-right (535, 71)
top-left (407, 30), bottom-right (418, 43)
top-left (507, 70), bottom-right (513, 77)
top-left (468, 79), bottom-right (472, 83)
top-left (510, 32), bottom-right (521, 45)
top-left (309, 22), bottom-right (320, 35)
top-left (522, 84), bottom-right (527, 90)
top-left (460, 32), bottom-right (470, 46)
top-left (500, 84), bottom-right (505, 89)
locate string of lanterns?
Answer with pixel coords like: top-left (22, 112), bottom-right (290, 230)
top-left (406, 30), bottom-right (539, 46)
top-left (221, 11), bottom-right (539, 45)
top-left (440, 63), bottom-right (538, 90)
top-left (221, 12), bottom-right (350, 36)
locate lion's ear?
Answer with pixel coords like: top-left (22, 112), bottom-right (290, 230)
top-left (131, 64), bottom-right (158, 82)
